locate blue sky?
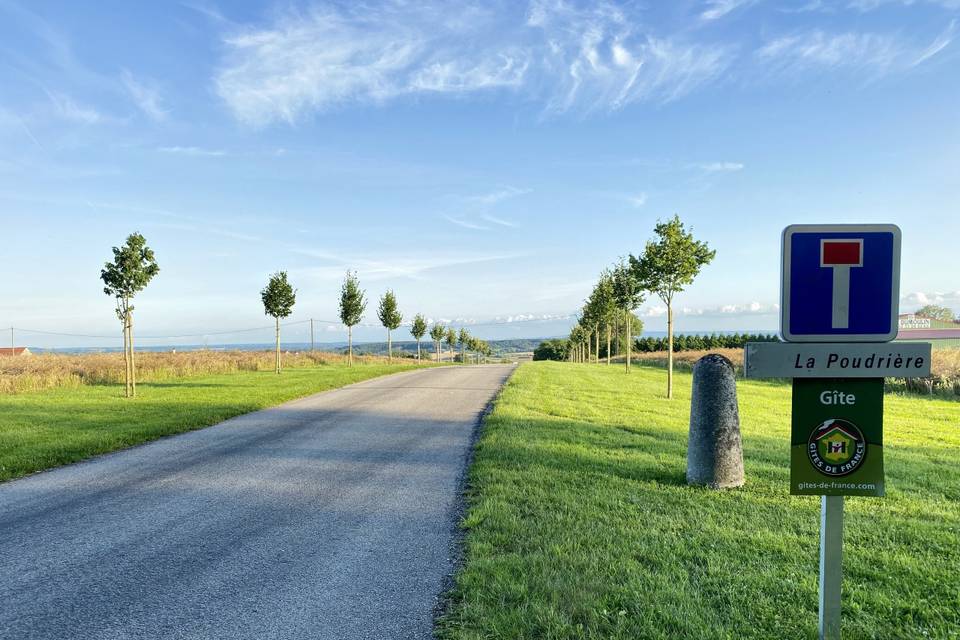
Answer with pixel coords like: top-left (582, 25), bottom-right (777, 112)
top-left (1, 0), bottom-right (958, 348)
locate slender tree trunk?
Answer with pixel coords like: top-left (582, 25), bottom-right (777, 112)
top-left (416, 339), bottom-right (421, 362)
top-left (624, 308), bottom-right (631, 373)
top-left (128, 309), bottom-right (137, 397)
top-left (275, 316), bottom-right (281, 374)
top-left (387, 329), bottom-right (392, 362)
top-left (606, 323), bottom-right (611, 365)
top-left (594, 325), bottom-right (599, 364)
top-left (348, 325), bottom-right (353, 366)
top-left (122, 312), bottom-right (131, 398)
top-left (667, 301), bottom-right (674, 399)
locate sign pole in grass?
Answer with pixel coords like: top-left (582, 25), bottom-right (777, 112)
top-left (819, 495), bottom-right (843, 639)
top-left (746, 224), bottom-right (930, 640)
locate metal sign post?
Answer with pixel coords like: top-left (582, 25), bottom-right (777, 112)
top-left (820, 496), bottom-right (844, 640)
top-left (747, 223), bottom-right (930, 640)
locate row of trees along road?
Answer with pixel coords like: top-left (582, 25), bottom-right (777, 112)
top-left (569, 215), bottom-right (715, 400)
top-left (99, 233), bottom-right (490, 397)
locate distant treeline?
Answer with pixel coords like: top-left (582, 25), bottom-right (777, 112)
top-left (534, 333), bottom-right (778, 361)
top-left (635, 333), bottom-right (778, 352)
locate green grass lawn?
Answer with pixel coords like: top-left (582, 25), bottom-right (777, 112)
top-left (438, 362), bottom-right (960, 640)
top-left (0, 363), bottom-right (422, 483)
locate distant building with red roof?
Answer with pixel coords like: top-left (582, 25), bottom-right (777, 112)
top-left (0, 347), bottom-right (31, 357)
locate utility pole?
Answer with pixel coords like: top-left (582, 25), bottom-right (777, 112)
top-left (310, 318), bottom-right (315, 352)
top-left (10, 326), bottom-right (14, 352)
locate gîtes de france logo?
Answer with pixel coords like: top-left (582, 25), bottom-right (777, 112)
top-left (807, 419), bottom-right (867, 477)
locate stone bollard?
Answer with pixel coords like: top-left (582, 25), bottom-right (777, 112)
top-left (687, 354), bottom-right (745, 489)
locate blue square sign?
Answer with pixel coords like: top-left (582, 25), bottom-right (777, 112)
top-left (781, 224), bottom-right (901, 342)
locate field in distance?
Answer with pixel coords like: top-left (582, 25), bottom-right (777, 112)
top-left (438, 361), bottom-right (960, 639)
top-left (0, 353), bottom-right (427, 482)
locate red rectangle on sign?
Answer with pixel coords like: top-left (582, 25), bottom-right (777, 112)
top-left (822, 241), bottom-right (862, 266)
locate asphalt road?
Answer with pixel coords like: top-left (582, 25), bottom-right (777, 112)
top-left (0, 364), bottom-right (515, 640)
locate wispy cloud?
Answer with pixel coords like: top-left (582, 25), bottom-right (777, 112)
top-left (158, 145), bottom-right (226, 157)
top-left (214, 1), bottom-right (734, 125)
top-left (121, 70), bottom-right (169, 122)
top-left (44, 91), bottom-right (103, 124)
top-left (482, 214), bottom-right (517, 227)
top-left (628, 192), bottom-right (648, 207)
top-left (698, 161), bottom-right (745, 172)
top-left (466, 186), bottom-right (531, 206)
top-left (756, 24), bottom-right (954, 75)
top-left (848, 0), bottom-right (960, 10)
top-left (700, 0), bottom-right (756, 21)
top-left (290, 247), bottom-right (522, 281)
top-left (444, 215), bottom-right (489, 230)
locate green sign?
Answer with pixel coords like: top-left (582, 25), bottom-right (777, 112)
top-left (790, 378), bottom-right (884, 497)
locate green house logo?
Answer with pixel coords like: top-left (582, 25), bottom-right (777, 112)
top-left (807, 419), bottom-right (867, 477)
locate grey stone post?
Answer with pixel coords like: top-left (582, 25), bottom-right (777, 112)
top-left (687, 354), bottom-right (745, 489)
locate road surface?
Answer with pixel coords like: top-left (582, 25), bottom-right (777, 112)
top-left (0, 364), bottom-right (515, 640)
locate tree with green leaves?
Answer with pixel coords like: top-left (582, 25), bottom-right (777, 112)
top-left (611, 260), bottom-right (644, 373)
top-left (915, 304), bottom-right (956, 323)
top-left (590, 270), bottom-right (618, 365)
top-left (632, 214), bottom-right (716, 399)
top-left (377, 290), bottom-right (403, 362)
top-left (430, 323), bottom-right (446, 362)
top-left (101, 232), bottom-right (160, 398)
top-left (261, 271), bottom-right (296, 374)
top-left (458, 327), bottom-right (470, 363)
top-left (338, 271), bottom-right (367, 365)
top-left (410, 313), bottom-right (428, 362)
top-left (445, 327), bottom-right (457, 362)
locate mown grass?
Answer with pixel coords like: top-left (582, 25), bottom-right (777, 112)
top-left (0, 363), bottom-right (423, 482)
top-left (438, 362), bottom-right (960, 640)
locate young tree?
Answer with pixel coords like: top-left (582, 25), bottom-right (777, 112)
top-left (377, 290), bottom-right (403, 362)
top-left (410, 314), bottom-right (428, 362)
top-left (101, 232), bottom-right (160, 398)
top-left (458, 327), bottom-right (470, 363)
top-left (261, 271), bottom-right (296, 374)
top-left (591, 271), bottom-right (617, 364)
top-left (338, 271), bottom-right (367, 365)
top-left (445, 327), bottom-right (457, 362)
top-left (611, 260), bottom-right (644, 373)
top-left (430, 323), bottom-right (446, 362)
top-left (632, 215), bottom-right (716, 399)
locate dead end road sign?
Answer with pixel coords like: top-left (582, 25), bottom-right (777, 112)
top-left (781, 224), bottom-right (901, 343)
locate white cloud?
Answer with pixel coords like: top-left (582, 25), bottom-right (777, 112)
top-left (756, 24), bottom-right (954, 75)
top-left (642, 301), bottom-right (778, 317)
top-left (901, 291), bottom-right (960, 309)
top-left (290, 247), bottom-right (521, 281)
top-left (45, 91), bottom-right (103, 124)
top-left (214, 1), bottom-right (734, 125)
top-left (701, 0), bottom-right (756, 21)
top-left (628, 192), bottom-right (648, 207)
top-left (444, 215), bottom-right (489, 230)
top-left (158, 146), bottom-right (226, 157)
top-left (482, 214), bottom-right (517, 227)
top-left (848, 0), bottom-right (960, 10)
top-left (466, 186), bottom-right (531, 205)
top-left (699, 161), bottom-right (745, 172)
top-left (121, 70), bottom-right (169, 122)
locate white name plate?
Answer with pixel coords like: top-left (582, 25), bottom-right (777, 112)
top-left (744, 342), bottom-right (931, 379)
